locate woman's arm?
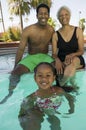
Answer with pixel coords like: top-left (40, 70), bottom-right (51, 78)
top-left (52, 32), bottom-right (64, 74)
top-left (76, 27), bottom-right (84, 55)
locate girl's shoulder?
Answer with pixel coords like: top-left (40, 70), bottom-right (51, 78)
top-left (51, 86), bottom-right (64, 94)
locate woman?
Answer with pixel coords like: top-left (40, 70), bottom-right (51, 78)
top-left (52, 6), bottom-right (85, 87)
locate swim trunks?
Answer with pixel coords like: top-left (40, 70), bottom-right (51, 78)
top-left (19, 53), bottom-right (54, 72)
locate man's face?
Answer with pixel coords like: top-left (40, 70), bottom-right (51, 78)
top-left (37, 7), bottom-right (49, 26)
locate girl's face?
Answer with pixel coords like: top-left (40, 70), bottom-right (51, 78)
top-left (58, 9), bottom-right (70, 25)
top-left (34, 64), bottom-right (55, 90)
top-left (37, 7), bottom-right (49, 26)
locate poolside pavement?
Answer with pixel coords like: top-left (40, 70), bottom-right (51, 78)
top-left (0, 51), bottom-right (86, 74)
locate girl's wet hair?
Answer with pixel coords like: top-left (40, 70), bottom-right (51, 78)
top-left (36, 3), bottom-right (50, 14)
top-left (34, 62), bottom-right (56, 75)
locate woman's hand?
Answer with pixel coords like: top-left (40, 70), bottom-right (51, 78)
top-left (64, 54), bottom-right (75, 66)
top-left (55, 58), bottom-right (65, 74)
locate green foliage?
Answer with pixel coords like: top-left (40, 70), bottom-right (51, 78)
top-left (8, 27), bottom-right (21, 41)
top-left (7, 0), bottom-right (52, 31)
top-left (30, 0), bottom-right (52, 8)
top-left (1, 32), bottom-right (10, 42)
top-left (47, 17), bottom-right (56, 29)
top-left (1, 27), bottom-right (21, 42)
top-left (7, 0), bottom-right (30, 15)
top-left (0, 33), bottom-right (4, 42)
top-left (79, 18), bottom-right (86, 31)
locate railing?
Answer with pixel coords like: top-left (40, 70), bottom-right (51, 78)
top-left (0, 42), bottom-right (28, 55)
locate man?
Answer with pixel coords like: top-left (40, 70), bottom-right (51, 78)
top-left (9, 3), bottom-right (55, 89)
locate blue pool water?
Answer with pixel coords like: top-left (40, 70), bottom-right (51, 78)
top-left (0, 70), bottom-right (86, 130)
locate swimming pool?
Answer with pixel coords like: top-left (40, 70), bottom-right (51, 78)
top-left (0, 70), bottom-right (86, 130)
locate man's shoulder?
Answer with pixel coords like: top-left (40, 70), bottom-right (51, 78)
top-left (24, 24), bottom-right (36, 29)
top-left (22, 24), bottom-right (37, 34)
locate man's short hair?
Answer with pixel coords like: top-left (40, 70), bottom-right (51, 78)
top-left (36, 3), bottom-right (50, 14)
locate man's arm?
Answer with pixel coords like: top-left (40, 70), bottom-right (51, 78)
top-left (14, 28), bottom-right (28, 67)
top-left (52, 32), bottom-right (58, 59)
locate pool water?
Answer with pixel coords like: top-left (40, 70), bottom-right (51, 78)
top-left (0, 70), bottom-right (86, 130)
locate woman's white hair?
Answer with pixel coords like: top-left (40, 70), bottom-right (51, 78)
top-left (57, 6), bottom-right (71, 19)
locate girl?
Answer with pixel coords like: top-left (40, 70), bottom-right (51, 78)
top-left (19, 62), bottom-right (74, 130)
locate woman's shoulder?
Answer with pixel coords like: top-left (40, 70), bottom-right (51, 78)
top-left (70, 25), bottom-right (81, 32)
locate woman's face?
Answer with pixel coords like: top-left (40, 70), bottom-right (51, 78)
top-left (34, 64), bottom-right (55, 90)
top-left (58, 9), bottom-right (70, 26)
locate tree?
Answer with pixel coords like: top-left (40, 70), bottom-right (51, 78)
top-left (0, 1), bottom-right (5, 32)
top-left (9, 16), bottom-right (14, 27)
top-left (79, 18), bottom-right (86, 32)
top-left (27, 0), bottom-right (52, 9)
top-left (7, 0), bottom-right (30, 32)
top-left (7, 0), bottom-right (52, 32)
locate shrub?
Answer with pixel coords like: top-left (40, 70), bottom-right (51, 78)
top-left (1, 27), bottom-right (21, 42)
top-left (8, 27), bottom-right (21, 41)
top-left (47, 17), bottom-right (56, 29)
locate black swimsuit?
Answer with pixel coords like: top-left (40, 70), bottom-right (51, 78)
top-left (56, 27), bottom-right (85, 68)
